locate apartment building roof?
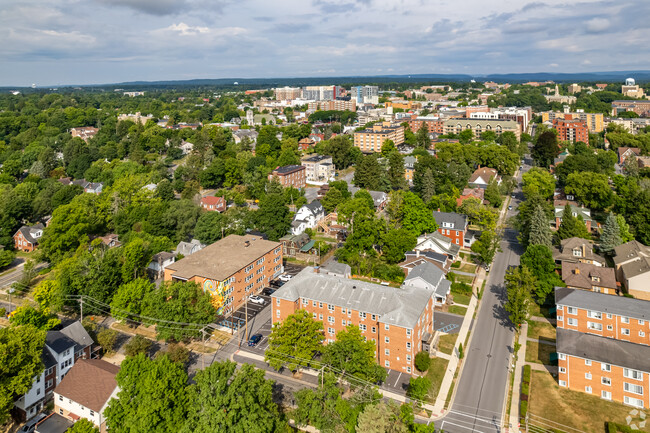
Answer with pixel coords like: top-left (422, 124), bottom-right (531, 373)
top-left (557, 328), bottom-right (650, 373)
top-left (302, 155), bottom-right (332, 163)
top-left (555, 287), bottom-right (650, 321)
top-left (273, 165), bottom-right (305, 175)
top-left (273, 267), bottom-right (433, 328)
top-left (165, 234), bottom-right (280, 281)
top-left (54, 359), bottom-right (120, 412)
top-left (560, 261), bottom-right (617, 290)
top-left (613, 240), bottom-right (650, 266)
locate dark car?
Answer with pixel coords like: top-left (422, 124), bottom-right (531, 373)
top-left (248, 334), bottom-right (263, 346)
top-left (263, 287), bottom-right (276, 296)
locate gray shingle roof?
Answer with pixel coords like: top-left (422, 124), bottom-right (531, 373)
top-left (613, 240), bottom-right (650, 266)
top-left (555, 287), bottom-right (650, 321)
top-left (620, 256), bottom-right (650, 279)
top-left (59, 321), bottom-right (93, 352)
top-left (432, 211), bottom-right (468, 231)
top-left (554, 205), bottom-right (592, 222)
top-left (405, 262), bottom-right (444, 287)
top-left (272, 267), bottom-right (433, 328)
top-left (436, 279), bottom-right (451, 298)
top-left (557, 328), bottom-right (650, 373)
top-left (45, 331), bottom-right (77, 354)
top-left (16, 223), bottom-right (45, 244)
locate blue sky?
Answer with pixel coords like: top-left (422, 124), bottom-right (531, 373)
top-left (1, 0), bottom-right (648, 86)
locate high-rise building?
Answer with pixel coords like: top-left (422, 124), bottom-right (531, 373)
top-left (552, 118), bottom-right (589, 144)
top-left (352, 86), bottom-right (379, 104)
top-left (274, 86), bottom-right (302, 100)
top-left (354, 121), bottom-right (405, 153)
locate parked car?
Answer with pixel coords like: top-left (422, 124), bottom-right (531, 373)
top-left (508, 205), bottom-right (512, 210)
top-left (279, 274), bottom-right (292, 282)
top-left (249, 295), bottom-right (265, 305)
top-left (262, 287), bottom-right (276, 296)
top-left (19, 414), bottom-right (47, 433)
top-left (248, 333), bottom-right (263, 346)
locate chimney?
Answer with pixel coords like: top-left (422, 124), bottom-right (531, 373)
top-left (244, 240), bottom-right (250, 248)
top-left (574, 267), bottom-right (580, 275)
top-left (582, 244), bottom-right (586, 257)
top-left (416, 250), bottom-right (420, 258)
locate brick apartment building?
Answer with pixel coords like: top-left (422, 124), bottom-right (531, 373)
top-left (541, 111), bottom-right (604, 133)
top-left (442, 118), bottom-right (520, 140)
top-left (354, 122), bottom-right (405, 153)
top-left (268, 165), bottom-right (306, 189)
top-left (612, 100), bottom-right (650, 118)
top-left (271, 267), bottom-right (435, 374)
top-left (164, 234), bottom-right (283, 316)
top-left (407, 115), bottom-right (444, 134)
top-left (274, 86), bottom-right (301, 100)
top-left (552, 118), bottom-right (589, 144)
top-left (556, 288), bottom-right (650, 408)
top-left (307, 100), bottom-right (356, 112)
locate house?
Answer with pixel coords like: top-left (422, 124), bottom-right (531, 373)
top-left (291, 201), bottom-right (325, 235)
top-left (279, 233), bottom-right (310, 257)
top-left (553, 149), bottom-right (571, 168)
top-left (432, 211), bottom-right (469, 248)
top-left (272, 267), bottom-right (435, 373)
top-left (164, 235), bottom-right (283, 316)
top-left (180, 141), bottom-right (193, 155)
top-left (13, 223), bottom-right (44, 252)
top-left (70, 127), bottom-right (98, 142)
top-left (71, 179), bottom-right (103, 194)
top-left (400, 249), bottom-right (451, 274)
top-left (613, 241), bottom-right (650, 300)
top-left (14, 322), bottom-right (94, 422)
top-left (618, 147), bottom-right (641, 164)
top-left (553, 237), bottom-right (606, 267)
top-left (98, 234), bottom-right (121, 248)
top-left (54, 359), bottom-right (120, 433)
top-left (404, 156), bottom-right (416, 184)
top-left (560, 262), bottom-right (618, 295)
top-left (554, 205), bottom-right (594, 232)
top-left (301, 155), bottom-right (335, 182)
top-left (232, 129), bottom-right (259, 146)
top-left (147, 252), bottom-right (176, 279)
top-left (319, 258), bottom-right (351, 279)
top-left (414, 231), bottom-right (461, 262)
top-left (468, 167), bottom-right (501, 189)
top-left (268, 165), bottom-right (306, 189)
top-left (403, 262), bottom-right (452, 305)
top-left (174, 239), bottom-right (205, 257)
top-left (456, 188), bottom-right (485, 207)
top-left (349, 187), bottom-right (389, 211)
top-left (200, 196), bottom-right (226, 212)
top-left (298, 137), bottom-right (316, 150)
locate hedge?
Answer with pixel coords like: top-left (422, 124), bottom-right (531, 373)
top-left (520, 401), bottom-right (528, 419)
top-left (607, 422), bottom-right (634, 433)
top-left (521, 382), bottom-right (530, 396)
top-left (523, 365), bottom-right (531, 384)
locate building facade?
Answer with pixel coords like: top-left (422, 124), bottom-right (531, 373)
top-left (612, 100), bottom-right (650, 118)
top-left (271, 267), bottom-right (435, 374)
top-left (432, 211), bottom-right (468, 248)
top-left (164, 235), bottom-right (283, 316)
top-left (442, 118), bottom-right (520, 140)
top-left (552, 118), bottom-right (590, 144)
top-left (268, 165), bottom-right (306, 189)
top-left (354, 122), bottom-right (405, 153)
top-left (541, 111), bottom-right (604, 133)
top-left (13, 223), bottom-right (44, 252)
top-left (408, 115), bottom-right (445, 134)
top-left (301, 155), bottom-right (335, 182)
top-left (274, 87), bottom-right (302, 100)
top-left (307, 100), bottom-right (356, 112)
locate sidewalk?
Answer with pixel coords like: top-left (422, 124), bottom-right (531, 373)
top-left (508, 323), bottom-right (528, 433)
top-left (430, 267), bottom-right (485, 418)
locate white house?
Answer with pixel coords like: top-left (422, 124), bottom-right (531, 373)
top-left (147, 252), bottom-right (176, 279)
top-left (174, 239), bottom-right (205, 257)
top-left (291, 201), bottom-right (325, 235)
top-left (402, 262), bottom-right (451, 305)
top-left (415, 231), bottom-right (461, 261)
top-left (54, 359), bottom-right (120, 432)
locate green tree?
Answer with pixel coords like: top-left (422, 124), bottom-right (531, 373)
top-left (66, 418), bottom-right (99, 433)
top-left (528, 205), bottom-right (553, 248)
top-left (617, 214), bottom-right (634, 243)
top-left (105, 354), bottom-right (189, 433)
top-left (255, 186), bottom-right (291, 241)
top-left (357, 402), bottom-right (408, 433)
top-left (414, 351), bottom-right (431, 372)
top-left (520, 245), bottom-right (564, 304)
top-left (321, 187), bottom-right (345, 213)
top-left (407, 376), bottom-right (431, 401)
top-left (415, 123), bottom-right (430, 149)
top-left (194, 211), bottom-right (226, 244)
top-left (388, 191), bottom-right (438, 236)
top-left (322, 325), bottom-right (387, 383)
top-left (484, 179), bottom-right (502, 208)
top-left (354, 154), bottom-right (383, 191)
top-left (600, 212), bottom-right (622, 253)
top-left (504, 266), bottom-right (536, 328)
top-left (156, 343), bottom-right (190, 365)
top-left (324, 136), bottom-right (355, 169)
top-left (471, 229), bottom-right (502, 265)
top-left (9, 305), bottom-right (60, 330)
top-left (557, 205), bottom-right (591, 240)
top-left (265, 310), bottom-right (324, 371)
top-left (381, 139), bottom-right (397, 157)
top-left (97, 328), bottom-right (118, 354)
top-left (33, 280), bottom-right (63, 314)
top-left (0, 325), bottom-right (46, 424)
top-left (124, 335), bottom-right (152, 357)
top-left (182, 361), bottom-right (283, 433)
top-left (458, 129), bottom-right (474, 144)
top-left (142, 281), bottom-right (215, 341)
top-left (420, 168), bottom-right (436, 204)
top-left (532, 131), bottom-right (560, 168)
top-left (480, 130), bottom-right (497, 142)
top-left (564, 172), bottom-right (613, 210)
top-left (388, 152), bottom-right (406, 190)
top-left (381, 228), bottom-right (417, 264)
top-left (522, 168), bottom-right (555, 200)
top-left (0, 250), bottom-right (15, 271)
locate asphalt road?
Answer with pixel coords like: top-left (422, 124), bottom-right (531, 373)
top-left (439, 159), bottom-right (530, 433)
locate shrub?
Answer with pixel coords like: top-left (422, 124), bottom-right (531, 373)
top-left (523, 365), bottom-right (531, 384)
top-left (458, 343), bottom-right (464, 359)
top-left (414, 351), bottom-right (431, 372)
top-left (521, 382), bottom-right (529, 396)
top-left (157, 343), bottom-right (190, 365)
top-left (451, 261), bottom-right (461, 268)
top-left (97, 328), bottom-right (118, 354)
top-left (407, 376), bottom-right (431, 402)
top-left (124, 335), bottom-right (152, 357)
top-left (0, 307), bottom-right (5, 317)
top-left (520, 401), bottom-right (528, 419)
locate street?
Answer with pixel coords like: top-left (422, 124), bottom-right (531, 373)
top-left (439, 157), bottom-right (531, 433)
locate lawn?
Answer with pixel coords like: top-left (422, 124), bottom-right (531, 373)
top-left (451, 292), bottom-right (471, 306)
top-left (458, 263), bottom-right (477, 274)
top-left (425, 357), bottom-right (449, 402)
top-left (525, 340), bottom-right (556, 365)
top-left (529, 370), bottom-right (650, 433)
top-left (448, 305), bottom-right (467, 316)
top-left (527, 321), bottom-right (556, 342)
top-left (437, 333), bottom-right (459, 355)
top-left (529, 303), bottom-right (554, 319)
top-left (453, 274), bottom-right (474, 285)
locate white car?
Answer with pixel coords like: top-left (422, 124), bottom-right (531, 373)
top-left (249, 295), bottom-right (265, 305)
top-left (278, 274), bottom-right (292, 282)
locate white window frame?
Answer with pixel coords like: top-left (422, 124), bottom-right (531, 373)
top-left (602, 377), bottom-right (611, 386)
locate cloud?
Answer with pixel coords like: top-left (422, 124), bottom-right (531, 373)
top-left (585, 17), bottom-right (610, 33)
top-left (163, 22), bottom-right (210, 36)
top-left (97, 0), bottom-right (185, 16)
top-left (549, 63), bottom-right (559, 67)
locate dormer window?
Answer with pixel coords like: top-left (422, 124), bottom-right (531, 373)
top-left (591, 275), bottom-right (600, 283)
top-left (572, 249), bottom-right (582, 257)
top-left (443, 222), bottom-right (453, 228)
top-left (572, 212), bottom-right (577, 217)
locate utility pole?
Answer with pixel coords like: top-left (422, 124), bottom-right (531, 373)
top-left (202, 328), bottom-right (206, 369)
top-left (80, 297), bottom-right (83, 323)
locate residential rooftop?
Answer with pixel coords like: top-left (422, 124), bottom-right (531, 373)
top-left (165, 234), bottom-right (280, 281)
top-left (54, 359), bottom-right (120, 412)
top-left (273, 165), bottom-right (305, 175)
top-left (555, 287), bottom-right (650, 321)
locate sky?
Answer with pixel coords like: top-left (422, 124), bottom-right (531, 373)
top-left (1, 0), bottom-right (649, 86)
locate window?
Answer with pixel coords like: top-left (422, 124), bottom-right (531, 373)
top-left (371, 314), bottom-right (376, 321)
top-left (602, 377), bottom-right (611, 386)
top-left (406, 329), bottom-right (411, 336)
top-left (319, 302), bottom-right (323, 308)
top-left (587, 322), bottom-right (603, 331)
top-left (602, 364), bottom-right (611, 372)
top-left (371, 327), bottom-right (376, 333)
top-left (602, 390), bottom-right (612, 400)
top-left (607, 325), bottom-right (613, 331)
top-left (302, 299), bottom-right (308, 306)
top-left (559, 367), bottom-right (566, 373)
top-left (622, 328), bottom-right (630, 336)
top-left (557, 315), bottom-right (563, 321)
top-left (385, 360), bottom-right (390, 367)
top-left (587, 311), bottom-right (602, 319)
top-left (328, 304), bottom-right (334, 312)
top-left (385, 324), bottom-right (390, 330)
top-left (640, 331), bottom-right (646, 337)
top-left (406, 342), bottom-right (411, 350)
top-left (559, 353), bottom-right (566, 360)
top-left (276, 298), bottom-right (280, 306)
top-left (89, 410), bottom-right (94, 417)
top-left (640, 319), bottom-right (645, 325)
top-left (622, 316), bottom-right (630, 324)
top-left (606, 313), bottom-right (612, 319)
top-left (406, 367), bottom-right (411, 373)
top-left (385, 337), bottom-right (390, 343)
top-left (312, 301), bottom-right (317, 307)
top-left (276, 310), bottom-right (280, 318)
top-left (585, 360), bottom-right (592, 366)
top-left (624, 368), bottom-right (643, 380)
top-left (312, 313), bottom-right (317, 319)
top-left (36, 389), bottom-right (40, 395)
top-left (46, 379), bottom-right (53, 389)
top-left (328, 316), bottom-right (334, 324)
top-left (385, 349), bottom-right (390, 355)
top-left (59, 409), bottom-right (63, 415)
top-left (567, 307), bottom-right (577, 315)
top-left (559, 380), bottom-right (567, 387)
top-left (567, 318), bottom-right (578, 326)
top-left (585, 386), bottom-right (592, 394)
top-left (342, 320), bottom-right (347, 326)
top-left (585, 373), bottom-right (592, 380)
top-left (328, 328), bottom-right (335, 335)
top-left (319, 314), bottom-right (323, 320)
top-left (625, 383), bottom-right (644, 395)
top-left (624, 396), bottom-right (644, 408)
top-left (406, 355), bottom-right (411, 362)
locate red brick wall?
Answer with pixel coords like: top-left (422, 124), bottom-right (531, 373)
top-left (437, 228), bottom-right (465, 248)
top-left (14, 232), bottom-right (35, 252)
top-left (557, 305), bottom-right (650, 345)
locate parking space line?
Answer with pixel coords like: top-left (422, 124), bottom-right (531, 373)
top-left (394, 372), bottom-right (402, 387)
